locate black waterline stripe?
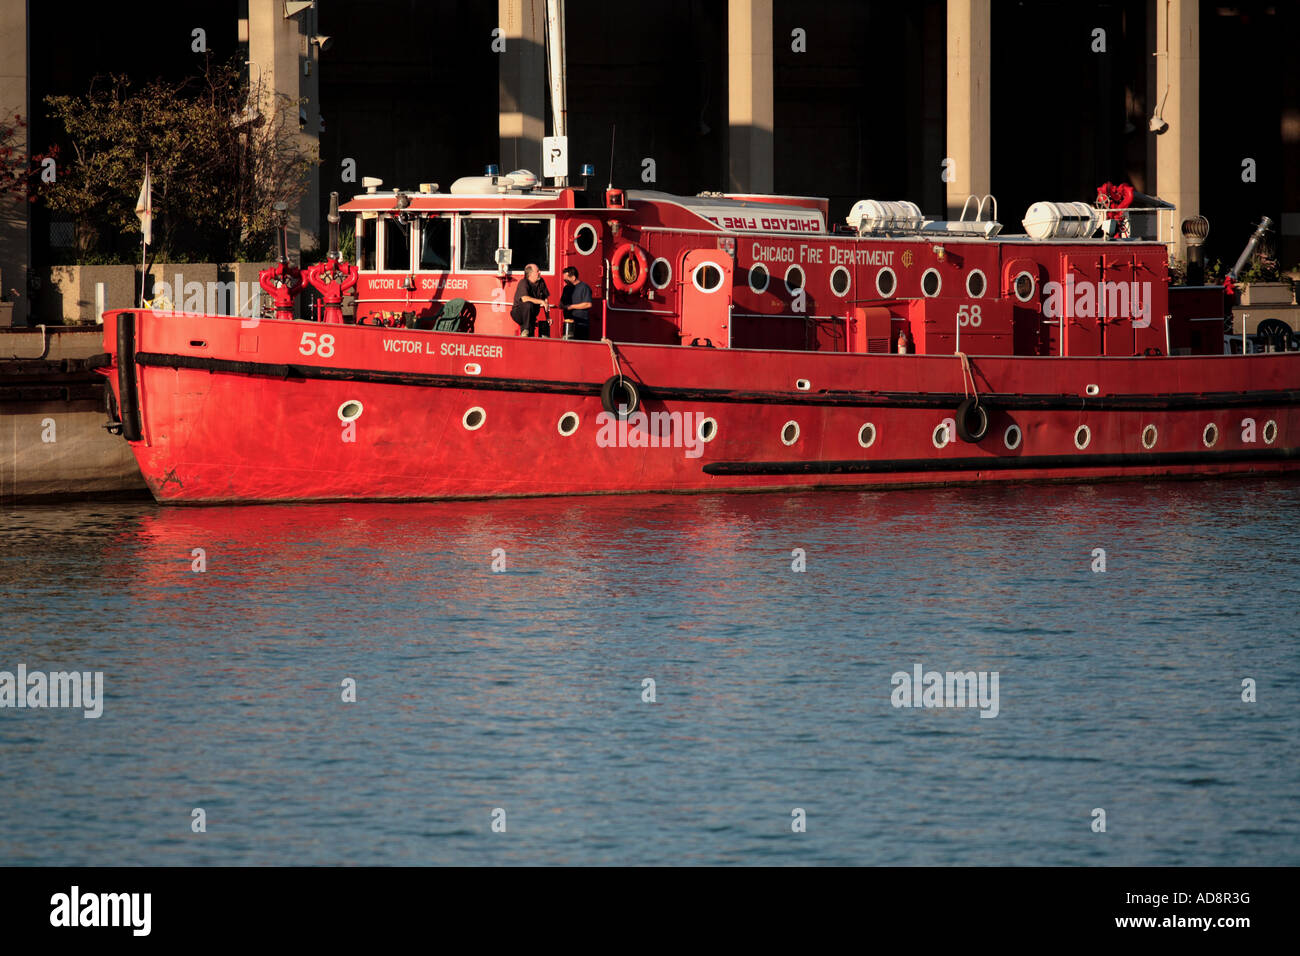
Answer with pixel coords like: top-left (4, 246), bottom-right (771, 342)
top-left (132, 352), bottom-right (1300, 412)
top-left (702, 448), bottom-right (1300, 476)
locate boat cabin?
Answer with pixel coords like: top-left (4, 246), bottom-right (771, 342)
top-left (338, 171), bottom-right (1223, 358)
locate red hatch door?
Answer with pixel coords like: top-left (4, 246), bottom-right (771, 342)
top-left (678, 249), bottom-right (734, 347)
top-left (1063, 255), bottom-right (1102, 356)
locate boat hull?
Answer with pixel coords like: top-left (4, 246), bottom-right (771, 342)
top-left (102, 311), bottom-right (1300, 504)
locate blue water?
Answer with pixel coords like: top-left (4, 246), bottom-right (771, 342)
top-left (1, 479), bottom-right (1297, 865)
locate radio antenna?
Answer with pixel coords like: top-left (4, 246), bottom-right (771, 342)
top-left (607, 124), bottom-right (616, 190)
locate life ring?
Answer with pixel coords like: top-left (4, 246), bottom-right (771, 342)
top-left (610, 242), bottom-right (650, 294)
top-left (600, 376), bottom-right (643, 418)
top-left (954, 396), bottom-right (990, 443)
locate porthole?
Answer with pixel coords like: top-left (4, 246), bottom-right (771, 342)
top-left (966, 269), bottom-right (987, 298)
top-left (1202, 423), bottom-right (1219, 448)
top-left (875, 267), bottom-right (897, 298)
top-left (337, 400), bottom-right (363, 422)
top-left (1141, 424), bottom-right (1158, 450)
top-left (921, 268), bottom-right (941, 297)
top-left (1074, 425), bottom-right (1091, 450)
top-left (557, 412), bottom-right (580, 437)
top-left (698, 417), bottom-right (718, 443)
top-left (650, 257), bottom-right (672, 290)
top-left (858, 423), bottom-right (877, 448)
top-left (932, 422), bottom-right (951, 448)
top-left (463, 406), bottom-right (486, 431)
top-left (830, 266), bottom-right (851, 297)
top-left (1263, 419), bottom-right (1278, 445)
top-left (785, 265), bottom-right (805, 296)
top-left (572, 222), bottom-right (598, 256)
top-left (795, 379), bottom-right (811, 391)
top-left (1084, 384), bottom-right (1100, 397)
top-left (781, 421), bottom-right (800, 445)
top-left (1004, 424), bottom-right (1022, 450)
top-left (1013, 271), bottom-right (1036, 302)
top-left (693, 263), bottom-right (724, 294)
top-left (748, 263), bottom-right (770, 294)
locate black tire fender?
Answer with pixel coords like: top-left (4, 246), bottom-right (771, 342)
top-left (600, 376), bottom-right (642, 418)
top-left (954, 396), bottom-right (990, 443)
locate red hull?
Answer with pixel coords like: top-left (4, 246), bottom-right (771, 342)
top-left (103, 311), bottom-right (1300, 503)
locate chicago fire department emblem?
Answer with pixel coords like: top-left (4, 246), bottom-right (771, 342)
top-left (901, 250), bottom-right (914, 269)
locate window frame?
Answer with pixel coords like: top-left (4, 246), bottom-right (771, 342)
top-left (457, 214), bottom-right (505, 274)
top-left (504, 215), bottom-right (556, 276)
top-left (415, 215), bottom-right (455, 273)
top-left (377, 215), bottom-right (415, 273)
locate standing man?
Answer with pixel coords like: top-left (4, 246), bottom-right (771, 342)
top-left (559, 266), bottom-right (594, 340)
top-left (510, 263), bottom-right (550, 336)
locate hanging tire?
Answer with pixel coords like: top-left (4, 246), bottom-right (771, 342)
top-left (954, 396), bottom-right (989, 442)
top-left (600, 376), bottom-right (642, 418)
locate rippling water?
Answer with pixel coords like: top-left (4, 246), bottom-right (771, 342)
top-left (1, 479), bottom-right (1297, 865)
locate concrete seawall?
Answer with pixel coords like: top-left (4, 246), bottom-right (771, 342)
top-left (1, 326), bottom-right (148, 502)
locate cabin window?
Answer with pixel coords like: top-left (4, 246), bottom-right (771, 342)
top-left (875, 267), bottom-right (896, 298)
top-left (507, 217), bottom-right (552, 273)
top-left (692, 263), bottom-right (724, 293)
top-left (650, 257), bottom-right (672, 289)
top-left (1013, 271), bottom-right (1036, 302)
top-left (383, 217), bottom-right (412, 271)
top-left (921, 268), bottom-right (941, 297)
top-left (573, 222), bottom-right (599, 256)
top-left (830, 266), bottom-right (851, 297)
top-left (357, 217), bottom-right (376, 271)
top-left (419, 217), bottom-right (453, 271)
top-left (460, 216), bottom-right (500, 272)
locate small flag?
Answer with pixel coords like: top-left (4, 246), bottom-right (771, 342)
top-left (135, 159), bottom-right (152, 246)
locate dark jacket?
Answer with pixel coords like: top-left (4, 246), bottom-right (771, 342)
top-left (511, 275), bottom-right (549, 330)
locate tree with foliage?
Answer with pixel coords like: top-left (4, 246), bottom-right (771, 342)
top-left (40, 58), bottom-right (317, 262)
top-left (1, 111), bottom-right (58, 202)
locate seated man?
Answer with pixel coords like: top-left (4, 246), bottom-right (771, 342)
top-left (510, 263), bottom-right (550, 336)
top-left (559, 266), bottom-right (593, 339)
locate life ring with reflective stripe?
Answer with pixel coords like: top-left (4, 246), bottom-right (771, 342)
top-left (610, 242), bottom-right (650, 294)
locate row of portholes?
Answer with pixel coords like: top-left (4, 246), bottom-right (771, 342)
top-left (645, 250), bottom-right (1042, 305)
top-left (456, 405), bottom-right (1281, 456)
top-left (738, 263), bottom-right (1008, 302)
top-left (460, 405), bottom-right (723, 443)
top-left (773, 417), bottom-right (1279, 454)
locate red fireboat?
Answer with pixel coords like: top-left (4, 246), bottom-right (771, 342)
top-left (99, 6), bottom-right (1297, 505)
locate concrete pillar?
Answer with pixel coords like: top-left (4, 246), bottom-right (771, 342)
top-left (1279, 4), bottom-right (1300, 272)
top-left (1154, 0), bottom-right (1198, 257)
top-left (727, 0), bottom-right (773, 194)
top-left (498, 0), bottom-right (545, 174)
top-left (944, 0), bottom-right (991, 222)
top-left (247, 0), bottom-right (320, 258)
top-left (0, 0), bottom-right (30, 325)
